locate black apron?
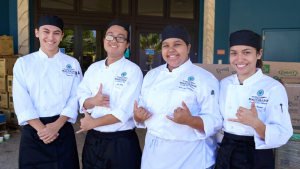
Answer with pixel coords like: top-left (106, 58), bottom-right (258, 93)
top-left (82, 129), bottom-right (142, 169)
top-left (19, 115), bottom-right (80, 169)
top-left (215, 132), bottom-right (274, 169)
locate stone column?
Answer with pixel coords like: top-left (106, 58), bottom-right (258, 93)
top-left (18, 0), bottom-right (30, 55)
top-left (202, 0), bottom-right (215, 64)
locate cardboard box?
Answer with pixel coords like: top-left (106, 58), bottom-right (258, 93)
top-left (194, 63), bottom-right (237, 81)
top-left (8, 92), bottom-right (13, 109)
top-left (0, 75), bottom-right (6, 91)
top-left (0, 108), bottom-right (10, 123)
top-left (0, 35), bottom-right (14, 55)
top-left (280, 79), bottom-right (300, 134)
top-left (10, 109), bottom-right (18, 125)
top-left (7, 75), bottom-right (12, 92)
top-left (0, 92), bottom-right (8, 108)
top-left (0, 57), bottom-right (18, 76)
top-left (195, 61), bottom-right (300, 82)
top-left (275, 138), bottom-right (300, 168)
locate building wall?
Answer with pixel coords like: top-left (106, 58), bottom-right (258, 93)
top-left (213, 0), bottom-right (300, 64)
top-left (0, 0), bottom-right (10, 37)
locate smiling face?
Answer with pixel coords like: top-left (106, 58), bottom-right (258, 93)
top-left (35, 25), bottom-right (63, 56)
top-left (230, 45), bottom-right (262, 81)
top-left (104, 25), bottom-right (130, 59)
top-left (161, 38), bottom-right (191, 72)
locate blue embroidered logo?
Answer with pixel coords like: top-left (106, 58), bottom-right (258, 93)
top-left (257, 89), bottom-right (264, 96)
top-left (188, 76), bottom-right (195, 81)
top-left (121, 72), bottom-right (127, 77)
top-left (66, 64), bottom-right (72, 69)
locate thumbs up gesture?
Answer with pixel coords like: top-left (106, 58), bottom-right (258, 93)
top-left (166, 101), bottom-right (193, 125)
top-left (133, 100), bottom-right (153, 123)
top-left (228, 102), bottom-right (259, 127)
top-left (76, 107), bottom-right (96, 134)
top-left (92, 83), bottom-right (111, 108)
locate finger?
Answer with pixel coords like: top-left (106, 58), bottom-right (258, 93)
top-left (239, 107), bottom-right (248, 112)
top-left (97, 83), bottom-right (103, 94)
top-left (237, 109), bottom-right (243, 114)
top-left (134, 100), bottom-right (138, 111)
top-left (251, 102), bottom-right (257, 113)
top-left (166, 115), bottom-right (175, 121)
top-left (76, 129), bottom-right (85, 134)
top-left (182, 101), bottom-right (188, 110)
top-left (228, 118), bottom-right (240, 122)
top-left (103, 105), bottom-right (111, 108)
top-left (145, 113), bottom-right (153, 120)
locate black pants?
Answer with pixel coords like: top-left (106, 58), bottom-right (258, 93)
top-left (19, 115), bottom-right (80, 169)
top-left (82, 129), bottom-right (142, 169)
top-left (215, 132), bottom-right (274, 169)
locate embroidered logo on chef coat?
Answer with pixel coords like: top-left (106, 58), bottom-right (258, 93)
top-left (114, 72), bottom-right (128, 88)
top-left (62, 64), bottom-right (78, 77)
top-left (257, 89), bottom-right (264, 96)
top-left (249, 89), bottom-right (268, 104)
top-left (179, 76), bottom-right (197, 91)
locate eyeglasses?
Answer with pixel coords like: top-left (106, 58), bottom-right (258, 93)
top-left (105, 35), bottom-right (128, 43)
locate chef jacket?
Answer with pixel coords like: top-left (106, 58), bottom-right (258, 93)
top-left (13, 49), bottom-right (82, 126)
top-left (219, 68), bottom-right (293, 149)
top-left (136, 60), bottom-right (222, 167)
top-left (77, 57), bottom-right (143, 132)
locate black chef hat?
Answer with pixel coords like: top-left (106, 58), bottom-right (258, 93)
top-left (229, 30), bottom-right (262, 49)
top-left (107, 21), bottom-right (130, 42)
top-left (162, 25), bottom-right (189, 45)
top-left (37, 15), bottom-right (64, 32)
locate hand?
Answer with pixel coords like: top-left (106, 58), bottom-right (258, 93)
top-left (133, 100), bottom-right (152, 123)
top-left (166, 101), bottom-right (193, 125)
top-left (38, 122), bottom-right (60, 144)
top-left (76, 107), bottom-right (96, 133)
top-left (92, 83), bottom-right (111, 108)
top-left (228, 102), bottom-right (261, 127)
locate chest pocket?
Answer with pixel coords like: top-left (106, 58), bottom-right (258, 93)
top-left (169, 90), bottom-right (196, 116)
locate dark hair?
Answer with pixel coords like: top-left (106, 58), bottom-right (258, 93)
top-left (255, 48), bottom-right (263, 69)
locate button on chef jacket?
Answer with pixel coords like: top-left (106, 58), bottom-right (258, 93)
top-left (13, 49), bottom-right (83, 125)
top-left (219, 69), bottom-right (293, 149)
top-left (77, 57), bottom-right (143, 132)
top-left (135, 59), bottom-right (223, 167)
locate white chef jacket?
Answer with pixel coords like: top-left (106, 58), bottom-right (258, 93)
top-left (219, 68), bottom-right (293, 149)
top-left (77, 56), bottom-right (143, 132)
top-left (13, 49), bottom-right (82, 126)
top-left (136, 59), bottom-right (223, 168)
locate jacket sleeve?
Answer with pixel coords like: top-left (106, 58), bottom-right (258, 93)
top-left (60, 60), bottom-right (83, 123)
top-left (255, 84), bottom-right (293, 149)
top-left (108, 67), bottom-right (143, 125)
top-left (76, 64), bottom-right (94, 114)
top-left (194, 77), bottom-right (223, 139)
top-left (13, 58), bottom-right (39, 125)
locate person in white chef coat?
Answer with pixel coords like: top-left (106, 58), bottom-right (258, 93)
top-left (13, 15), bottom-right (81, 169)
top-left (134, 25), bottom-right (223, 169)
top-left (215, 30), bottom-right (293, 169)
top-left (76, 21), bottom-right (143, 169)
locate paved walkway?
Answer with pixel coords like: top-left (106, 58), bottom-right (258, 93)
top-left (0, 114), bottom-right (147, 169)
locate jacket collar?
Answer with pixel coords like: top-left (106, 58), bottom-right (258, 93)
top-left (163, 59), bottom-right (192, 73)
top-left (234, 68), bottom-right (263, 86)
top-left (101, 56), bottom-right (125, 70)
top-left (38, 48), bottom-right (61, 59)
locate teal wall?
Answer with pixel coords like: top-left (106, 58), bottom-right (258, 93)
top-left (0, 0), bottom-right (18, 55)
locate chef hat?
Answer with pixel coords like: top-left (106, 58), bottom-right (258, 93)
top-left (37, 15), bottom-right (64, 32)
top-left (229, 30), bottom-right (262, 49)
top-left (162, 25), bottom-right (189, 45)
top-left (107, 21), bottom-right (130, 42)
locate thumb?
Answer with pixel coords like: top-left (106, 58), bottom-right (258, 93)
top-left (83, 107), bottom-right (89, 116)
top-left (251, 102), bottom-right (257, 113)
top-left (182, 101), bottom-right (188, 110)
top-left (134, 100), bottom-right (138, 111)
top-left (97, 83), bottom-right (103, 94)
top-left (76, 129), bottom-right (85, 134)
